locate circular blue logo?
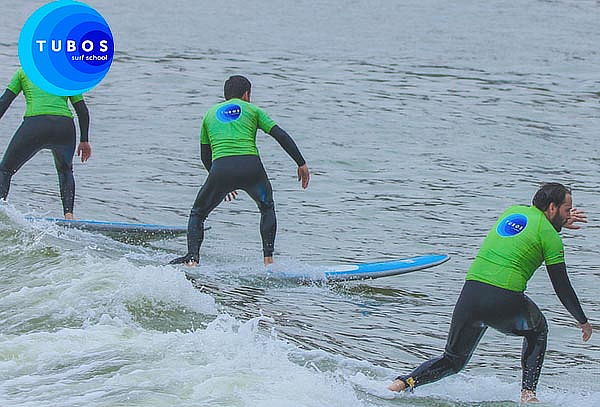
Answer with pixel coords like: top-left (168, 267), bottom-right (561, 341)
top-left (216, 104), bottom-right (242, 123)
top-left (497, 214), bottom-right (528, 237)
top-left (18, 1), bottom-right (114, 96)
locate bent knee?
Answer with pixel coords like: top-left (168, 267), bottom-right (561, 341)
top-left (535, 318), bottom-right (548, 342)
top-left (56, 163), bottom-right (73, 174)
top-left (258, 199), bottom-right (275, 211)
top-left (189, 208), bottom-right (209, 220)
top-left (0, 168), bottom-right (13, 176)
top-left (533, 314), bottom-right (548, 337)
top-left (0, 163), bottom-right (16, 175)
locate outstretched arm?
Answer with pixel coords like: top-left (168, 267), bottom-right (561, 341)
top-left (269, 125), bottom-right (309, 189)
top-left (269, 125), bottom-right (305, 166)
top-left (73, 100), bottom-right (91, 162)
top-left (546, 262), bottom-right (592, 341)
top-left (0, 89), bottom-right (17, 120)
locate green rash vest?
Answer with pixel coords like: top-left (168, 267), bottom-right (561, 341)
top-left (200, 99), bottom-right (277, 160)
top-left (466, 205), bottom-right (565, 292)
top-left (7, 68), bottom-right (83, 118)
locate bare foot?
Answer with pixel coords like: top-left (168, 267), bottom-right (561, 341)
top-left (388, 379), bottom-right (407, 392)
top-left (520, 390), bottom-right (539, 403)
top-left (64, 213), bottom-right (75, 220)
top-left (264, 256), bottom-right (274, 266)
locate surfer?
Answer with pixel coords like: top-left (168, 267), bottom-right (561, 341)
top-left (170, 75), bottom-right (309, 266)
top-left (0, 67), bottom-right (91, 220)
top-left (388, 183), bottom-right (592, 403)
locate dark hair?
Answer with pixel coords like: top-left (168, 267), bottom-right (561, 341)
top-left (224, 75), bottom-right (251, 100)
top-left (532, 183), bottom-right (571, 211)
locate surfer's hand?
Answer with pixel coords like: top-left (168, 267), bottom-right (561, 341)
top-left (580, 321), bottom-right (592, 342)
top-left (564, 208), bottom-right (587, 230)
top-left (77, 142), bottom-right (91, 162)
top-left (224, 190), bottom-right (238, 202)
top-left (298, 164), bottom-right (310, 189)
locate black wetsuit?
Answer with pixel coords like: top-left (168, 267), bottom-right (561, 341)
top-left (396, 264), bottom-right (587, 392)
top-left (0, 89), bottom-right (89, 214)
top-left (171, 125), bottom-right (305, 264)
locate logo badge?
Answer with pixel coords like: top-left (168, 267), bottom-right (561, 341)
top-left (497, 214), bottom-right (528, 237)
top-left (18, 1), bottom-right (114, 96)
top-left (216, 104), bottom-right (242, 123)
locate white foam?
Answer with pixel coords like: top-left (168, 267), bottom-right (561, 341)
top-left (347, 369), bottom-right (600, 405)
top-left (0, 316), bottom-right (368, 407)
top-left (0, 254), bottom-right (216, 334)
top-left (1, 205), bottom-right (598, 407)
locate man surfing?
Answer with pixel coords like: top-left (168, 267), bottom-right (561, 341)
top-left (170, 75), bottom-right (309, 266)
top-left (388, 183), bottom-right (592, 403)
top-left (0, 67), bottom-right (91, 219)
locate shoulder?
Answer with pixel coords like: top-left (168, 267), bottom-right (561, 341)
top-left (539, 213), bottom-right (561, 238)
top-left (522, 206), bottom-right (562, 246)
top-left (7, 68), bottom-right (24, 92)
top-left (11, 67), bottom-right (25, 81)
top-left (503, 205), bottom-right (541, 220)
top-left (203, 102), bottom-right (220, 116)
top-left (237, 100), bottom-right (264, 114)
top-left (496, 205), bottom-right (528, 219)
top-left (201, 103), bottom-right (222, 124)
top-left (518, 206), bottom-right (549, 234)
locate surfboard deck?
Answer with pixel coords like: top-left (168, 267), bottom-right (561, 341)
top-left (274, 254), bottom-right (450, 281)
top-left (24, 216), bottom-right (204, 240)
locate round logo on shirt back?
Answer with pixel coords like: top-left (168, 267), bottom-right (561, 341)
top-left (216, 104), bottom-right (242, 123)
top-left (496, 214), bottom-right (528, 237)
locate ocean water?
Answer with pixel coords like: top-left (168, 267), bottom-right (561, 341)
top-left (1, 0), bottom-right (599, 406)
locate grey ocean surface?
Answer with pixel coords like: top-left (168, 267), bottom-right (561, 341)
top-left (1, 0), bottom-right (599, 406)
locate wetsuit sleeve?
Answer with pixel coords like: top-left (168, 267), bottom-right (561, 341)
top-left (0, 89), bottom-right (17, 120)
top-left (72, 100), bottom-right (90, 142)
top-left (269, 125), bottom-right (306, 167)
top-left (199, 118), bottom-right (212, 170)
top-left (200, 143), bottom-right (212, 171)
top-left (546, 262), bottom-right (588, 324)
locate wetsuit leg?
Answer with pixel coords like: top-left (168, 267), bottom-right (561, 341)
top-left (173, 155), bottom-right (276, 264)
top-left (185, 170), bottom-right (232, 262)
top-left (396, 281), bottom-right (547, 392)
top-left (485, 294), bottom-right (548, 392)
top-left (242, 160), bottom-right (276, 257)
top-left (47, 117), bottom-right (76, 214)
top-left (0, 116), bottom-right (76, 213)
top-left (397, 282), bottom-right (487, 388)
top-left (0, 118), bottom-right (46, 200)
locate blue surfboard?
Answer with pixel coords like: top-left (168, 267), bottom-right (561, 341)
top-left (24, 217), bottom-right (204, 240)
top-left (274, 254), bottom-right (450, 281)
